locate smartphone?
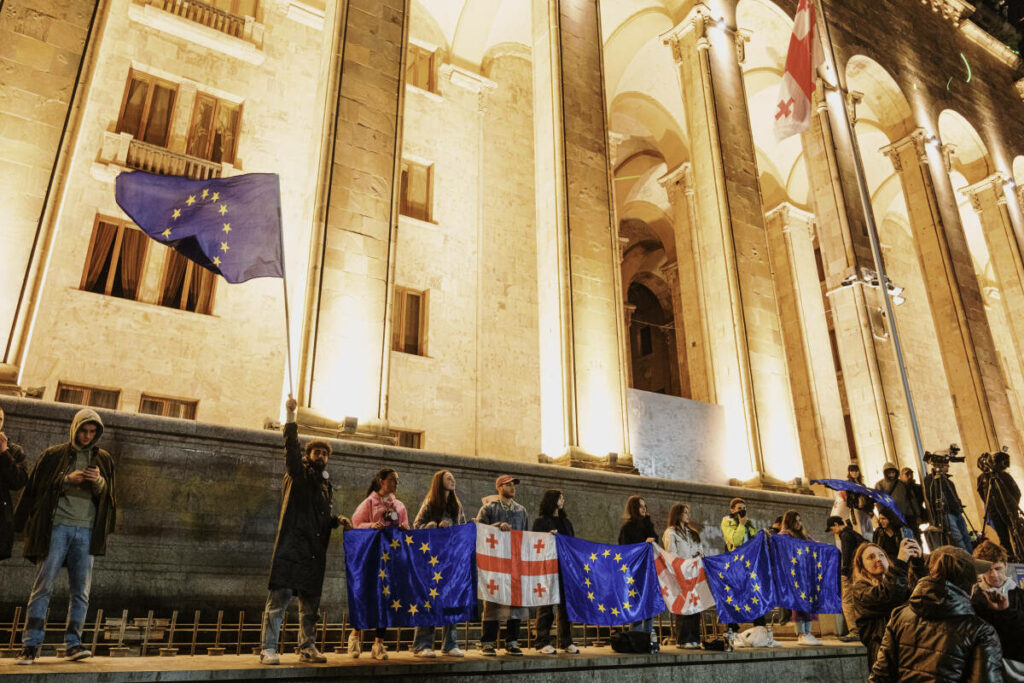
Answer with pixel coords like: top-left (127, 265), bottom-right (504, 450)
top-left (900, 526), bottom-right (915, 540)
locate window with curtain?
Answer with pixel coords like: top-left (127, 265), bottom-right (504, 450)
top-left (399, 160), bottom-right (432, 221)
top-left (159, 249), bottom-right (217, 315)
top-left (390, 429), bottom-right (423, 449)
top-left (406, 44), bottom-right (436, 93)
top-left (56, 383), bottom-right (120, 410)
top-left (80, 216), bottom-right (148, 300)
top-left (187, 93), bottom-right (241, 165)
top-left (139, 394), bottom-right (198, 419)
top-left (116, 70), bottom-right (177, 147)
top-left (391, 286), bottom-right (426, 355)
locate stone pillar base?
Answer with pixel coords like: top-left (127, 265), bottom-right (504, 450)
top-left (538, 446), bottom-right (637, 474)
top-left (264, 406), bottom-right (396, 446)
top-left (729, 472), bottom-right (812, 495)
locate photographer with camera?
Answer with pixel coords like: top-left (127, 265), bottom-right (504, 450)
top-left (924, 451), bottom-right (973, 554)
top-left (977, 451), bottom-right (1021, 560)
top-left (259, 398), bottom-right (351, 666)
top-left (349, 467), bottom-right (410, 660)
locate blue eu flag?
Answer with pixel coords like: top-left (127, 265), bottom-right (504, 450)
top-left (343, 524), bottom-right (476, 630)
top-left (812, 478), bottom-right (907, 525)
top-left (556, 535), bottom-right (663, 626)
top-left (704, 531), bottom-right (774, 623)
top-left (769, 533), bottom-right (842, 614)
top-left (115, 171), bottom-right (283, 283)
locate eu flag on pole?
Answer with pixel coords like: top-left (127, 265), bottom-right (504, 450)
top-left (115, 171), bottom-right (283, 283)
top-left (555, 535), bottom-right (662, 626)
top-left (343, 524), bottom-right (476, 630)
top-left (812, 478), bottom-right (907, 525)
top-left (703, 531), bottom-right (775, 624)
top-left (769, 533), bottom-right (842, 614)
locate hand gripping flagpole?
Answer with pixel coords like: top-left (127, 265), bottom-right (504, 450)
top-left (813, 0), bottom-right (927, 477)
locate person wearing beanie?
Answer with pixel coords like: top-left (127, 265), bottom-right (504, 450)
top-left (476, 475), bottom-right (529, 656)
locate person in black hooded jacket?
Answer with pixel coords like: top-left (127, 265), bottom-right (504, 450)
top-left (0, 405), bottom-right (28, 561)
top-left (870, 545), bottom-right (1003, 682)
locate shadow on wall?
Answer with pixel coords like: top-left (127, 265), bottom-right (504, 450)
top-left (628, 388), bottom-right (728, 483)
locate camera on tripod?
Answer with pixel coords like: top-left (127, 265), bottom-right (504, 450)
top-left (977, 446), bottom-right (1010, 474)
top-left (923, 444), bottom-right (965, 467)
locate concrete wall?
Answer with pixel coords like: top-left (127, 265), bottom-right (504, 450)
top-left (0, 397), bottom-right (830, 616)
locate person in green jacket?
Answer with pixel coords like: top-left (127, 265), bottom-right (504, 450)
top-left (719, 497), bottom-right (765, 635)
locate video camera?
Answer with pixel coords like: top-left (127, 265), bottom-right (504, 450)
top-left (977, 446), bottom-right (1011, 474)
top-left (923, 444), bottom-right (965, 467)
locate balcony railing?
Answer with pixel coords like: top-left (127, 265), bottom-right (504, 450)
top-left (126, 139), bottom-right (223, 180)
top-left (153, 0), bottom-right (246, 39)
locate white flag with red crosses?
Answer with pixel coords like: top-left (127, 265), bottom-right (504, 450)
top-left (655, 546), bottom-right (714, 616)
top-left (774, 0), bottom-right (825, 141)
top-left (475, 524), bottom-right (560, 606)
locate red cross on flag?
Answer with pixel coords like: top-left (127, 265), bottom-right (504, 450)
top-left (773, 0), bottom-right (825, 141)
top-left (655, 546), bottom-right (714, 616)
top-left (475, 525), bottom-right (560, 606)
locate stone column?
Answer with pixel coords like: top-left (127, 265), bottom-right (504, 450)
top-left (764, 203), bottom-right (850, 481)
top-left (660, 262), bottom-right (691, 400)
top-left (659, 163), bottom-right (712, 403)
top-left (532, 0), bottom-right (629, 459)
top-left (301, 0), bottom-right (409, 423)
top-left (623, 302), bottom-right (637, 389)
top-left (879, 132), bottom-right (1003, 460)
top-left (801, 91), bottom-right (898, 479)
top-left (662, 5), bottom-right (800, 481)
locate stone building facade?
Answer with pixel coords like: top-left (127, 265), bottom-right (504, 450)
top-left (3, 0), bottom-right (1024, 528)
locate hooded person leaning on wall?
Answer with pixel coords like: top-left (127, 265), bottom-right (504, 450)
top-left (13, 408), bottom-right (117, 665)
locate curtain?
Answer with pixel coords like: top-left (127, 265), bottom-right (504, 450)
top-left (189, 266), bottom-right (216, 314)
top-left (83, 221), bottom-right (117, 293)
top-left (161, 249), bottom-right (188, 308)
top-left (118, 228), bottom-right (146, 300)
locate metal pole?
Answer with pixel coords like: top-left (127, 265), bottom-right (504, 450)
top-left (814, 0), bottom-right (927, 474)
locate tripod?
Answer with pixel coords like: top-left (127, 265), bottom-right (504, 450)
top-left (979, 471), bottom-right (1024, 562)
top-left (924, 467), bottom-right (975, 551)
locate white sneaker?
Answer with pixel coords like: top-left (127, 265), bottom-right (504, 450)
top-left (684, 642), bottom-right (700, 649)
top-left (797, 633), bottom-right (823, 646)
top-left (564, 644), bottom-right (579, 654)
top-left (259, 649), bottom-right (280, 665)
top-left (539, 644), bottom-right (556, 654)
top-left (299, 645), bottom-right (327, 663)
top-left (445, 647), bottom-right (466, 657)
top-left (347, 630), bottom-right (361, 658)
top-left (372, 640), bottom-right (388, 660)
top-left (414, 648), bottom-right (436, 658)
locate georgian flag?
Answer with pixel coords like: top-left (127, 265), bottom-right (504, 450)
top-left (655, 546), bottom-right (715, 616)
top-left (475, 525), bottom-right (560, 606)
top-left (773, 0), bottom-right (825, 141)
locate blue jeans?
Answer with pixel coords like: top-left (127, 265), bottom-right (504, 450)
top-left (946, 513), bottom-right (972, 553)
top-left (412, 624), bottom-right (458, 653)
top-left (23, 525), bottom-right (94, 648)
top-left (260, 588), bottom-right (320, 652)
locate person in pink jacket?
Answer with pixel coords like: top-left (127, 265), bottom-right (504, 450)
top-left (347, 468), bottom-right (409, 659)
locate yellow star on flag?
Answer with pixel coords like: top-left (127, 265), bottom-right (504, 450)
top-left (598, 604), bottom-right (606, 613)
top-left (428, 588), bottom-right (438, 599)
top-left (751, 596), bottom-right (759, 604)
top-left (382, 585), bottom-right (390, 596)
top-left (629, 589), bottom-right (637, 597)
top-left (219, 204), bottom-right (228, 215)
top-left (726, 595), bottom-right (733, 604)
top-left (745, 560), bottom-right (751, 568)
top-left (724, 585), bottom-right (731, 592)
top-left (611, 607), bottom-right (619, 616)
top-left (405, 535), bottom-right (414, 545)
top-left (382, 552), bottom-right (390, 562)
top-left (378, 569), bottom-right (387, 579)
top-left (794, 581), bottom-right (800, 588)
top-left (590, 553), bottom-right (598, 561)
top-left (222, 223), bottom-right (231, 233)
top-left (212, 256), bottom-right (221, 266)
top-left (420, 542), bottom-right (430, 554)
top-left (391, 599), bottom-right (401, 611)
top-left (797, 548), bottom-right (803, 556)
top-left (724, 562), bottom-right (731, 570)
top-left (390, 539), bottom-right (400, 549)
top-left (424, 601), bottom-right (432, 610)
top-left (584, 577), bottom-right (591, 588)
top-left (408, 604), bottom-right (419, 615)
top-left (791, 557), bottom-right (798, 565)
top-left (428, 555), bottom-right (439, 567)
top-left (718, 572), bottom-right (724, 579)
top-left (620, 564), bottom-right (628, 573)
top-left (818, 573), bottom-right (823, 581)
top-left (433, 571), bottom-right (443, 583)
top-left (201, 189), bottom-right (209, 199)
top-left (791, 568), bottom-right (796, 576)
top-left (743, 604), bottom-right (751, 612)
top-left (614, 553), bottom-right (622, 562)
top-left (626, 576), bottom-right (634, 585)
top-left (753, 583), bottom-right (761, 592)
top-left (602, 549), bottom-right (611, 558)
top-left (172, 208), bottom-right (181, 219)
top-left (800, 591), bottom-right (807, 600)
top-left (587, 592), bottom-right (595, 601)
top-left (211, 192), bottom-right (220, 201)
top-left (749, 571), bottom-right (757, 579)
top-left (186, 195), bottom-right (196, 206)
top-left (623, 600), bottom-right (632, 610)
top-left (220, 242), bottom-right (229, 252)
top-left (583, 563), bottom-right (590, 573)
top-left (161, 228), bottom-right (172, 238)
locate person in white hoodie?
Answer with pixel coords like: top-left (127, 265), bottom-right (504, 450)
top-left (661, 503), bottom-right (703, 649)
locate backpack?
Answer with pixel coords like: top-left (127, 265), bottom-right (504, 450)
top-left (610, 630), bottom-right (658, 654)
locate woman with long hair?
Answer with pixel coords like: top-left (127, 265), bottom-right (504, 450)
top-left (410, 470), bottom-right (466, 658)
top-left (662, 503), bottom-right (702, 649)
top-left (849, 539), bottom-right (923, 669)
top-left (779, 510), bottom-right (821, 646)
top-left (348, 468), bottom-right (410, 660)
top-left (619, 495), bottom-right (658, 640)
top-left (532, 489), bottom-right (579, 654)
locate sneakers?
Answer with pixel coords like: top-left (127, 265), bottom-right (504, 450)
top-left (413, 648), bottom-right (437, 658)
top-left (66, 645), bottom-right (91, 661)
top-left (682, 642), bottom-right (700, 649)
top-left (505, 641), bottom-right (523, 656)
top-left (838, 631), bottom-right (861, 643)
top-left (299, 645), bottom-right (327, 663)
top-left (16, 647), bottom-right (38, 665)
top-left (539, 644), bottom-right (556, 654)
top-left (347, 630), bottom-right (361, 658)
top-left (371, 639), bottom-right (388, 660)
top-left (564, 644), bottom-right (580, 654)
top-left (445, 647), bottom-right (466, 657)
top-left (260, 649), bottom-right (280, 665)
top-left (480, 643), bottom-right (497, 656)
top-left (797, 633), bottom-right (823, 646)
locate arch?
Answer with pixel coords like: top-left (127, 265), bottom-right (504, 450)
top-left (609, 91), bottom-right (688, 167)
top-left (602, 7), bottom-right (674, 100)
top-left (844, 56), bottom-right (915, 142)
top-left (626, 278), bottom-right (679, 396)
top-left (410, 0), bottom-right (454, 55)
top-left (938, 110), bottom-right (995, 185)
top-left (736, 0), bottom-right (793, 76)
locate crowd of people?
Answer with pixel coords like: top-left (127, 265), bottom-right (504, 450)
top-left (1, 401), bottom-right (1023, 680)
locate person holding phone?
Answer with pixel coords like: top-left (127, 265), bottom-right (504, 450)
top-left (14, 408), bottom-right (116, 665)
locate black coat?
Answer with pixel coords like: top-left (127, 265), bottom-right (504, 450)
top-left (850, 558), bottom-right (920, 668)
top-left (618, 516), bottom-right (657, 546)
top-left (870, 576), bottom-right (1003, 682)
top-left (972, 583), bottom-right (1024, 663)
top-left (977, 472), bottom-right (1021, 525)
top-left (1, 441), bottom-right (28, 561)
top-left (267, 423), bottom-right (340, 596)
top-left (533, 514), bottom-right (575, 537)
top-left (837, 525), bottom-right (867, 579)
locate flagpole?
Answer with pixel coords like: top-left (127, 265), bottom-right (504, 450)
top-left (277, 195), bottom-right (295, 401)
top-left (812, 0), bottom-right (927, 474)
